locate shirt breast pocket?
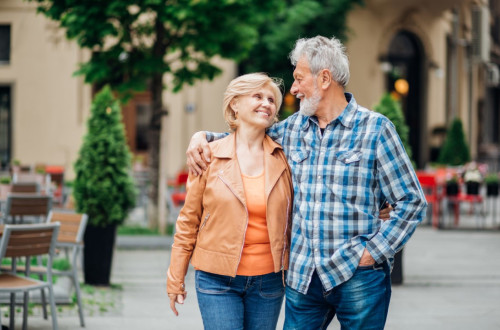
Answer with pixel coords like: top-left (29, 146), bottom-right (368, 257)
top-left (289, 149), bottom-right (310, 184)
top-left (333, 150), bottom-right (362, 185)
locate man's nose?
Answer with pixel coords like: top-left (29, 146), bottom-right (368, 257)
top-left (290, 82), bottom-right (298, 95)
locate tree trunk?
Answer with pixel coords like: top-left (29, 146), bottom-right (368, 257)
top-left (147, 73), bottom-right (163, 229)
top-left (148, 19), bottom-right (168, 230)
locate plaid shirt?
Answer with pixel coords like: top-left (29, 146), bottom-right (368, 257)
top-left (207, 93), bottom-right (427, 294)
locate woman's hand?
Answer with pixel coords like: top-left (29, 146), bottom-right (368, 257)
top-left (168, 292), bottom-right (187, 316)
top-left (379, 202), bottom-right (392, 220)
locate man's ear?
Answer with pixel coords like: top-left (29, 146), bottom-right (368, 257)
top-left (319, 69), bottom-right (332, 89)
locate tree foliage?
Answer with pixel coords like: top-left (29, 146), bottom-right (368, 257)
top-left (29, 0), bottom-right (285, 94)
top-left (438, 117), bottom-right (471, 166)
top-left (74, 86), bottom-right (136, 227)
top-left (28, 0), bottom-right (285, 228)
top-left (239, 0), bottom-right (364, 88)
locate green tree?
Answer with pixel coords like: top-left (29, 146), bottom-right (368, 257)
top-left (74, 86), bottom-right (136, 227)
top-left (438, 117), bottom-right (471, 166)
top-left (239, 0), bottom-right (364, 89)
top-left (27, 0), bottom-right (284, 230)
top-left (373, 93), bottom-right (413, 162)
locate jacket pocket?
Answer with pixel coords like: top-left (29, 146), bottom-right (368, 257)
top-left (199, 212), bottom-right (210, 231)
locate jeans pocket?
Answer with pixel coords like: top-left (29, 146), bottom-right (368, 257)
top-left (195, 270), bottom-right (232, 294)
top-left (259, 272), bottom-right (285, 298)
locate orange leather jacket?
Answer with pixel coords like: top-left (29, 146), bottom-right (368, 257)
top-left (167, 133), bottom-right (293, 295)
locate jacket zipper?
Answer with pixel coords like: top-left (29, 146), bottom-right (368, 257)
top-left (281, 197), bottom-right (290, 269)
top-left (199, 212), bottom-right (210, 231)
top-left (280, 197), bottom-right (290, 286)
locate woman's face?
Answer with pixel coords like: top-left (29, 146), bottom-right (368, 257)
top-left (232, 86), bottom-right (277, 130)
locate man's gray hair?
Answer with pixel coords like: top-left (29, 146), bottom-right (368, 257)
top-left (289, 36), bottom-right (350, 87)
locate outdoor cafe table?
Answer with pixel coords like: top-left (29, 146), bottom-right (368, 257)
top-left (417, 168), bottom-right (483, 227)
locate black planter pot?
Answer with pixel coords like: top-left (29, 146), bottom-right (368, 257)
top-left (446, 182), bottom-right (459, 196)
top-left (83, 224), bottom-right (117, 286)
top-left (466, 182), bottom-right (480, 195)
top-left (486, 183), bottom-right (499, 196)
top-left (391, 249), bottom-right (403, 285)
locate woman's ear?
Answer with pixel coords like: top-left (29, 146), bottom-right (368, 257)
top-left (230, 99), bottom-right (238, 112)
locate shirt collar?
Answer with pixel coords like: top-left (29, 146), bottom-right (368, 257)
top-left (336, 93), bottom-right (358, 129)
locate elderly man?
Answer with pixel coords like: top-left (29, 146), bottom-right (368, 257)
top-left (186, 35), bottom-right (427, 329)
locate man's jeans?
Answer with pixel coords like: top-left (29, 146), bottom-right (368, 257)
top-left (195, 270), bottom-right (285, 330)
top-left (284, 262), bottom-right (391, 330)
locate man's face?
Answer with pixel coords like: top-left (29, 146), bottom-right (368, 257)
top-left (291, 57), bottom-right (320, 116)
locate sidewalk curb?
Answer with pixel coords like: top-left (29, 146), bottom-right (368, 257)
top-left (115, 235), bottom-right (173, 250)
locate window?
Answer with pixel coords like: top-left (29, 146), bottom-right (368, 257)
top-left (0, 25), bottom-right (11, 64)
top-left (0, 86), bottom-right (12, 169)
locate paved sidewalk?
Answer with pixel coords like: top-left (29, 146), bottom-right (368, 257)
top-left (10, 224), bottom-right (500, 329)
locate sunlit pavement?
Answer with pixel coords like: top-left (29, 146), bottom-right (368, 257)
top-left (14, 201), bottom-right (500, 329)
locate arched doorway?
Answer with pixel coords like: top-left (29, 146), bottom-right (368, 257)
top-left (386, 31), bottom-right (425, 168)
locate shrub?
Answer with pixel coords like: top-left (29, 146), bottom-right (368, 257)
top-left (438, 117), bottom-right (470, 166)
top-left (373, 93), bottom-right (414, 164)
top-left (73, 86), bottom-right (136, 227)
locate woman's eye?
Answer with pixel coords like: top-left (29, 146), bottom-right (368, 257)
top-left (268, 98), bottom-right (275, 104)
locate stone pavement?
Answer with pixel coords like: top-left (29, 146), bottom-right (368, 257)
top-left (7, 215), bottom-right (500, 329)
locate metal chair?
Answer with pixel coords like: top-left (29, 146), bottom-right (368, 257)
top-left (11, 182), bottom-right (40, 193)
top-left (0, 222), bottom-right (60, 330)
top-left (2, 194), bottom-right (52, 224)
top-left (45, 211), bottom-right (88, 327)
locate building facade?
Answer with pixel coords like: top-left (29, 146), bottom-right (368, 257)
top-left (347, 0), bottom-right (500, 170)
top-left (1, 0), bottom-right (499, 180)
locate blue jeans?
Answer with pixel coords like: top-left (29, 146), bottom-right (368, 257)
top-left (195, 270), bottom-right (285, 330)
top-left (284, 262), bottom-right (391, 330)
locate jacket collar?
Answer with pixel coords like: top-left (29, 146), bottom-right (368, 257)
top-left (212, 133), bottom-right (287, 202)
top-left (212, 133), bottom-right (283, 159)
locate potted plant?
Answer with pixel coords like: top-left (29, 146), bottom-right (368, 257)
top-left (463, 168), bottom-right (482, 195)
top-left (74, 86), bottom-right (136, 286)
top-left (11, 159), bottom-right (21, 174)
top-left (438, 118), bottom-right (470, 166)
top-left (0, 176), bottom-right (11, 197)
top-left (445, 175), bottom-right (459, 196)
top-left (485, 173), bottom-right (499, 197)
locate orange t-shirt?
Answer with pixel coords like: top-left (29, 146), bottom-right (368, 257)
top-left (236, 171), bottom-right (275, 276)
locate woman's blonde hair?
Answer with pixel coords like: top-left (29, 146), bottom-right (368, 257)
top-left (223, 73), bottom-right (283, 131)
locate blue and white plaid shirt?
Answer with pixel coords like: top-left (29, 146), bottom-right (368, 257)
top-left (207, 93), bottom-right (427, 294)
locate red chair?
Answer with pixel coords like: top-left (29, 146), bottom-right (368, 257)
top-left (45, 165), bottom-right (65, 206)
top-left (166, 171), bottom-right (189, 223)
top-left (447, 189), bottom-right (484, 227)
top-left (416, 171), bottom-right (443, 228)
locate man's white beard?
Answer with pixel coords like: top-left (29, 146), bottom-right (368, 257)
top-left (299, 90), bottom-right (320, 117)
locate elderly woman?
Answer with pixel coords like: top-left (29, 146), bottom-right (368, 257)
top-left (167, 73), bottom-right (293, 330)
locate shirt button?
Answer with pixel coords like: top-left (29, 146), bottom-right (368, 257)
top-left (315, 248), bottom-right (318, 252)
top-left (317, 175), bottom-right (321, 179)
